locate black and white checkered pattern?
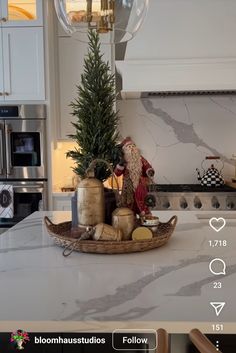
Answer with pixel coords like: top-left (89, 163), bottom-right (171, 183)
top-left (201, 167), bottom-right (224, 187)
top-left (0, 185), bottom-right (14, 218)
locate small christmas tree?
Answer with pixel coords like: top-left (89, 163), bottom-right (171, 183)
top-left (67, 29), bottom-right (120, 182)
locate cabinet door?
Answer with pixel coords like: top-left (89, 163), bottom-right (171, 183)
top-left (1, 0), bottom-right (43, 27)
top-left (3, 27), bottom-right (45, 101)
top-left (0, 36), bottom-right (4, 101)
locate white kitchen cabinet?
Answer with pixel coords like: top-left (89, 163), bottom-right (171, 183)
top-left (0, 0), bottom-right (43, 27)
top-left (0, 27), bottom-right (45, 101)
top-left (0, 44), bottom-right (4, 101)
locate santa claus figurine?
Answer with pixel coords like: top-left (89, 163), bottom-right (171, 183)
top-left (114, 137), bottom-right (155, 215)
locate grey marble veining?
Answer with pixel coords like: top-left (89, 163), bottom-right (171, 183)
top-left (1, 210), bottom-right (236, 329)
top-left (141, 99), bottom-right (233, 166)
top-left (61, 255), bottom-right (212, 321)
top-left (118, 95), bottom-right (236, 184)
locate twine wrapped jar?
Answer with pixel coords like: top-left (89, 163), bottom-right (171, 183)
top-left (112, 207), bottom-right (135, 240)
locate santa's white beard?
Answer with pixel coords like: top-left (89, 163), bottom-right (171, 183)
top-left (123, 146), bottom-right (142, 190)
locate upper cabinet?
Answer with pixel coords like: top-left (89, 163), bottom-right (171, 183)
top-left (1, 27), bottom-right (45, 101)
top-left (0, 45), bottom-right (4, 101)
top-left (0, 0), bottom-right (43, 27)
top-left (0, 0), bottom-right (45, 101)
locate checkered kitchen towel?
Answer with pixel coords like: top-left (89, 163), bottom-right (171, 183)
top-left (0, 185), bottom-right (14, 218)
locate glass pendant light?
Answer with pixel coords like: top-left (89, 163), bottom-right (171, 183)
top-left (54, 0), bottom-right (149, 43)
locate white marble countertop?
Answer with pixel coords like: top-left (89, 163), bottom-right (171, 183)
top-left (1, 210), bottom-right (236, 333)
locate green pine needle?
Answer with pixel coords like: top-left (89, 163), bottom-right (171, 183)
top-left (67, 29), bottom-right (121, 181)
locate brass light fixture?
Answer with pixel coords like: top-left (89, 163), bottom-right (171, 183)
top-left (85, 0), bottom-right (115, 33)
top-left (54, 0), bottom-right (149, 43)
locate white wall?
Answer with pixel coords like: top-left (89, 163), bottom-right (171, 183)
top-left (117, 94), bottom-right (236, 184)
top-left (57, 34), bottom-right (113, 139)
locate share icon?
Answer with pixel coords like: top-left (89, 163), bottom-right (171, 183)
top-left (210, 302), bottom-right (226, 317)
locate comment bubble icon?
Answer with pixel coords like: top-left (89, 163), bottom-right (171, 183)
top-left (209, 258), bottom-right (226, 276)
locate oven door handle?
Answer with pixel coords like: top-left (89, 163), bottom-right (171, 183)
top-left (5, 124), bottom-right (12, 176)
top-left (0, 127), bottom-right (4, 175)
top-left (13, 186), bottom-right (44, 193)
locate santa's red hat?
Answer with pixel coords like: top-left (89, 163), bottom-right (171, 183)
top-left (121, 137), bottom-right (134, 148)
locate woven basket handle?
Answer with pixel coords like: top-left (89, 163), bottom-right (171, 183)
top-left (62, 228), bottom-right (94, 257)
top-left (63, 239), bottom-right (80, 257)
top-left (168, 215), bottom-right (178, 228)
top-left (44, 216), bottom-right (54, 227)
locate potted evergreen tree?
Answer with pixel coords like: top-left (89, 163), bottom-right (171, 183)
top-left (67, 29), bottom-right (121, 223)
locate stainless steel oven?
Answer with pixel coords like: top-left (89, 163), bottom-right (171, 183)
top-left (0, 105), bottom-right (46, 180)
top-left (0, 105), bottom-right (47, 232)
top-left (0, 180), bottom-right (46, 230)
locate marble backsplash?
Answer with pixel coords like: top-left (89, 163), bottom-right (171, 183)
top-left (117, 94), bottom-right (236, 184)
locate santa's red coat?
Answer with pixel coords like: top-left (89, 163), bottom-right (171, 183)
top-left (114, 156), bottom-right (154, 214)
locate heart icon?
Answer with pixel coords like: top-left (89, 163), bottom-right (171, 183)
top-left (209, 217), bottom-right (226, 232)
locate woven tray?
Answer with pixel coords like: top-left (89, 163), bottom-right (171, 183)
top-left (44, 215), bottom-right (178, 255)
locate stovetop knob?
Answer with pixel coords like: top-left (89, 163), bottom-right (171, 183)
top-left (180, 197), bottom-right (188, 209)
top-left (144, 194), bottom-right (156, 208)
top-left (211, 196), bottom-right (220, 209)
top-left (194, 196), bottom-right (202, 209)
top-left (162, 199), bottom-right (171, 209)
top-left (226, 198), bottom-right (235, 210)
